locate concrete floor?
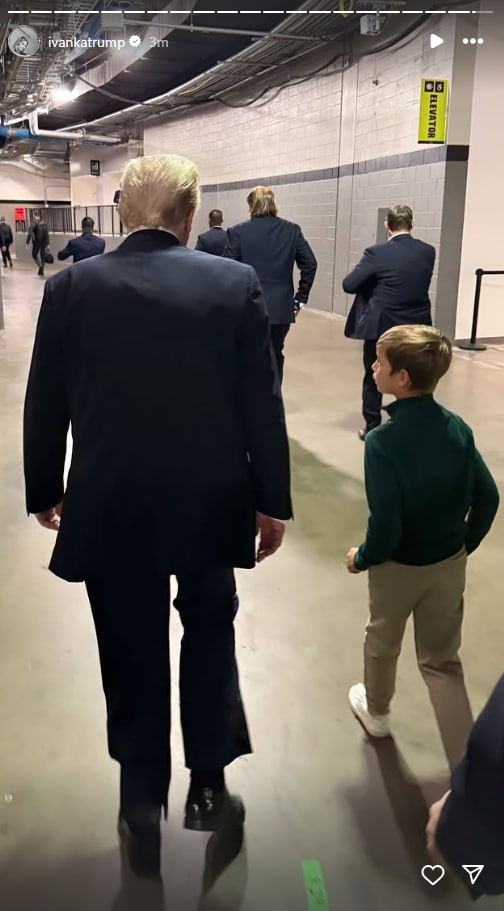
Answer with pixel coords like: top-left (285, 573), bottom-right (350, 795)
top-left (1, 257), bottom-right (503, 911)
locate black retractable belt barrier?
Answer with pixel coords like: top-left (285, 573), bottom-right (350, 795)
top-left (458, 269), bottom-right (504, 352)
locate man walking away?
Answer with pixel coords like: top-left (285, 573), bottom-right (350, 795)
top-left (58, 217), bottom-right (106, 264)
top-left (343, 204), bottom-right (435, 440)
top-left (195, 209), bottom-right (227, 256)
top-left (224, 187), bottom-right (317, 385)
top-left (26, 213), bottom-right (50, 276)
top-left (0, 216), bottom-right (13, 267)
top-left (24, 153), bottom-right (292, 880)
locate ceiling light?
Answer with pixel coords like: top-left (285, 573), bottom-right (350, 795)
top-left (51, 86), bottom-right (74, 104)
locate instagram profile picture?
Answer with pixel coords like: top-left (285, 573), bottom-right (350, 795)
top-left (8, 26), bottom-right (40, 58)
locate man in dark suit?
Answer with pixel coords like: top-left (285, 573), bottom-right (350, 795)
top-left (224, 186), bottom-right (317, 385)
top-left (26, 212), bottom-right (50, 276)
top-left (58, 217), bottom-right (105, 264)
top-left (0, 216), bottom-right (14, 267)
top-left (195, 209), bottom-right (226, 256)
top-left (24, 153), bottom-right (292, 879)
top-left (342, 204), bottom-right (435, 440)
top-left (427, 674), bottom-right (504, 898)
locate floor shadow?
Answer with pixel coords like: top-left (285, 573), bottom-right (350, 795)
top-left (288, 437), bottom-right (368, 560)
top-left (196, 827), bottom-right (247, 911)
top-left (0, 822), bottom-right (247, 911)
top-left (345, 738), bottom-right (457, 900)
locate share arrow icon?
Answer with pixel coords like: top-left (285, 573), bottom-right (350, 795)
top-left (462, 865), bottom-right (485, 885)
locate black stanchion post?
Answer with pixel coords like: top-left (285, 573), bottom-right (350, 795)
top-left (458, 269), bottom-right (487, 352)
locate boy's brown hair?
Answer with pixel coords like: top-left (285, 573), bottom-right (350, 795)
top-left (377, 325), bottom-right (452, 393)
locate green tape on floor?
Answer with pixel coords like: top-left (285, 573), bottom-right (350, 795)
top-left (302, 860), bottom-right (330, 911)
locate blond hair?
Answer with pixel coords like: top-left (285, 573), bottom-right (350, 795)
top-left (377, 325), bottom-right (452, 393)
top-left (118, 154), bottom-right (200, 232)
top-left (386, 204), bottom-right (413, 232)
top-left (247, 186), bottom-right (278, 218)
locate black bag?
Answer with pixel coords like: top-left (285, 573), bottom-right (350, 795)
top-left (44, 246), bottom-right (54, 264)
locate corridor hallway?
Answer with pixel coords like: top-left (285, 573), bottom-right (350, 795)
top-left (1, 262), bottom-right (503, 911)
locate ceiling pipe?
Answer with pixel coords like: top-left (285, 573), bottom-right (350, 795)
top-left (124, 18), bottom-right (323, 43)
top-left (0, 123), bottom-right (121, 146)
top-left (28, 111), bottom-right (121, 144)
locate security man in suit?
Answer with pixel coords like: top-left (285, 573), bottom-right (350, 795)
top-left (0, 216), bottom-right (13, 267)
top-left (195, 209), bottom-right (226, 256)
top-left (26, 212), bottom-right (50, 276)
top-left (427, 674), bottom-right (504, 898)
top-left (23, 153), bottom-right (292, 880)
top-left (224, 186), bottom-right (317, 385)
top-left (58, 217), bottom-right (105, 264)
top-left (343, 204), bottom-right (435, 440)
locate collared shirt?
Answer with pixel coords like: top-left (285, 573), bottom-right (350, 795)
top-left (354, 395), bottom-right (499, 570)
top-left (387, 231), bottom-right (410, 241)
top-left (127, 225), bottom-right (180, 240)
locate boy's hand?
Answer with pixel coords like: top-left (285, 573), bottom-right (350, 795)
top-left (346, 547), bottom-right (361, 574)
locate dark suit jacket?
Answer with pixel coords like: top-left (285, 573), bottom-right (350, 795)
top-left (24, 229), bottom-right (292, 582)
top-left (195, 226), bottom-right (226, 256)
top-left (57, 231), bottom-right (106, 263)
top-left (0, 223), bottom-right (13, 245)
top-left (27, 221), bottom-right (49, 248)
top-left (343, 234), bottom-right (435, 340)
top-left (223, 215), bottom-right (317, 325)
top-left (436, 674), bottom-right (504, 897)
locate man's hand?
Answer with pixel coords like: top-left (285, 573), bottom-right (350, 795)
top-left (256, 512), bottom-right (285, 562)
top-left (426, 790), bottom-right (451, 863)
top-left (293, 300), bottom-right (304, 319)
top-left (1, 247), bottom-right (5, 252)
top-left (35, 501), bottom-right (62, 531)
top-left (346, 546), bottom-right (361, 574)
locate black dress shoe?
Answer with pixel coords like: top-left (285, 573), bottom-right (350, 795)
top-left (118, 814), bottom-right (161, 878)
top-left (184, 786), bottom-right (245, 832)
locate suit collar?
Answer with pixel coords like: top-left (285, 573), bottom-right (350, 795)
top-left (388, 232), bottom-right (412, 241)
top-left (117, 229), bottom-right (181, 252)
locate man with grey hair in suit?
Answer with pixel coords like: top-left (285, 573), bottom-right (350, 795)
top-left (24, 153), bottom-right (292, 879)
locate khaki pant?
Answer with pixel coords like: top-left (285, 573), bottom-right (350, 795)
top-left (365, 548), bottom-right (473, 769)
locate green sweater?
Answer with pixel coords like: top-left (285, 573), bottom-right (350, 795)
top-left (354, 395), bottom-right (500, 571)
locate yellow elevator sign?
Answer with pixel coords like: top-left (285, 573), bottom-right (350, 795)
top-left (418, 79), bottom-right (449, 144)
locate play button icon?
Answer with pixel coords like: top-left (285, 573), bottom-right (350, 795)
top-left (430, 34), bottom-right (444, 49)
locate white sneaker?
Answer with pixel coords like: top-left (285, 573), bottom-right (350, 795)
top-left (348, 683), bottom-right (391, 738)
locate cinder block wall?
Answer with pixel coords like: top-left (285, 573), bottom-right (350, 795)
top-left (144, 13), bottom-right (465, 334)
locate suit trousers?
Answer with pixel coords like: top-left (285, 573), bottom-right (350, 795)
top-left (85, 565), bottom-right (252, 817)
top-left (362, 339), bottom-right (382, 430)
top-left (32, 243), bottom-right (44, 268)
top-left (1, 243), bottom-right (12, 266)
top-left (364, 548), bottom-right (473, 769)
top-left (270, 323), bottom-right (290, 385)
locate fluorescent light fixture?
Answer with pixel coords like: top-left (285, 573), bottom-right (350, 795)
top-left (51, 86), bottom-right (74, 104)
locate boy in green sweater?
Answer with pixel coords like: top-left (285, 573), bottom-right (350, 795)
top-left (346, 325), bottom-right (499, 769)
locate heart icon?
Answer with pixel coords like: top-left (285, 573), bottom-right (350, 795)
top-left (421, 865), bottom-right (445, 886)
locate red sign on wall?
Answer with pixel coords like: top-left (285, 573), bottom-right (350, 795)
top-left (14, 207), bottom-right (25, 221)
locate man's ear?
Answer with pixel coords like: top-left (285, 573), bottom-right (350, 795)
top-left (185, 208), bottom-right (195, 234)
